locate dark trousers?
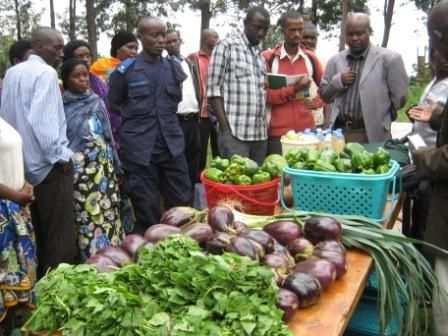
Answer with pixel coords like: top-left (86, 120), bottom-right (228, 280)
top-left (31, 164), bottom-right (78, 279)
top-left (267, 136), bottom-right (283, 155)
top-left (218, 131), bottom-right (267, 166)
top-left (179, 115), bottom-right (201, 186)
top-left (123, 152), bottom-right (192, 235)
top-left (199, 117), bottom-right (219, 171)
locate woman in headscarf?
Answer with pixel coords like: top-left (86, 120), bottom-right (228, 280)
top-left (61, 59), bottom-right (124, 260)
top-left (90, 31), bottom-right (138, 82)
top-left (0, 117), bottom-right (36, 329)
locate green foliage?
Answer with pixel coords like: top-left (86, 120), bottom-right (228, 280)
top-left (25, 236), bottom-right (291, 336)
top-left (397, 80), bottom-right (430, 122)
top-left (0, 35), bottom-right (15, 77)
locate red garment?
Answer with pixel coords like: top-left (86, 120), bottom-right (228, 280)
top-left (262, 45), bottom-right (324, 137)
top-left (188, 51), bottom-right (210, 118)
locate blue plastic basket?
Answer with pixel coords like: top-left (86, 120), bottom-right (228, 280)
top-left (281, 161), bottom-right (400, 221)
top-left (345, 296), bottom-right (402, 336)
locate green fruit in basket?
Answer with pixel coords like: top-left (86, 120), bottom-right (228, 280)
top-left (210, 156), bottom-right (230, 171)
top-left (285, 149), bottom-right (305, 166)
top-left (305, 148), bottom-right (320, 164)
top-left (372, 147), bottom-right (391, 168)
top-left (293, 161), bottom-right (307, 170)
top-left (236, 175), bottom-right (252, 185)
top-left (319, 149), bottom-right (338, 164)
top-left (204, 168), bottom-right (224, 182)
top-left (376, 164), bottom-right (390, 174)
top-left (334, 158), bottom-right (352, 173)
top-left (361, 168), bottom-right (376, 175)
top-left (242, 158), bottom-right (259, 176)
top-left (313, 159), bottom-right (337, 172)
top-left (230, 154), bottom-right (246, 165)
top-left (262, 154), bottom-right (288, 177)
top-left (344, 142), bottom-right (366, 157)
top-left (252, 171), bottom-right (271, 184)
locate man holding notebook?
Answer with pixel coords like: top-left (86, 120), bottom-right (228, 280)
top-left (262, 11), bottom-right (324, 154)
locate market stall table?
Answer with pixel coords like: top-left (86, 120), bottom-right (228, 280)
top-left (288, 195), bottom-right (404, 336)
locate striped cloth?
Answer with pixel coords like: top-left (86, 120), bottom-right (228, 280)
top-left (0, 55), bottom-right (73, 185)
top-left (207, 30), bottom-right (267, 141)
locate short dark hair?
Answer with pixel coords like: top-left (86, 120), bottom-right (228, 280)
top-left (8, 39), bottom-right (32, 65)
top-left (166, 29), bottom-right (181, 38)
top-left (110, 30), bottom-right (137, 57)
top-left (63, 40), bottom-right (91, 62)
top-left (278, 11), bottom-right (303, 30)
top-left (60, 58), bottom-right (89, 90)
top-left (245, 6), bottom-right (270, 23)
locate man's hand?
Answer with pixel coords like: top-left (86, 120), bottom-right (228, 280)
top-left (341, 70), bottom-right (356, 86)
top-left (408, 105), bottom-right (434, 122)
top-left (13, 182), bottom-right (34, 205)
top-left (293, 76), bottom-right (311, 93)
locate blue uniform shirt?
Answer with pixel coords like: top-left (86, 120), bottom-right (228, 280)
top-left (108, 53), bottom-right (187, 166)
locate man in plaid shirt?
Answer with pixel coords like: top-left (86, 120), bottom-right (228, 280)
top-left (207, 6), bottom-right (270, 164)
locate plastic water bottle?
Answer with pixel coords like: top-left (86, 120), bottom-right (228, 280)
top-left (332, 128), bottom-right (346, 153)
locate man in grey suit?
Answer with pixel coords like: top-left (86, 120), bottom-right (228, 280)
top-left (320, 13), bottom-right (408, 143)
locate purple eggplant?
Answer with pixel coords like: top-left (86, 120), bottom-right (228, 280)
top-left (313, 248), bottom-right (347, 279)
top-left (277, 288), bottom-right (300, 322)
top-left (181, 223), bottom-right (214, 244)
top-left (247, 238), bottom-right (266, 259)
top-left (160, 206), bottom-right (199, 227)
top-left (208, 206), bottom-right (235, 233)
top-left (287, 238), bottom-right (315, 262)
top-left (229, 236), bottom-right (258, 260)
top-left (86, 254), bottom-right (118, 273)
top-left (205, 232), bottom-right (233, 254)
top-left (294, 257), bottom-right (337, 289)
top-left (315, 240), bottom-right (346, 255)
top-left (121, 234), bottom-right (146, 258)
top-left (144, 224), bottom-right (181, 243)
top-left (241, 229), bottom-right (274, 251)
top-left (232, 221), bottom-right (249, 234)
top-left (304, 216), bottom-right (342, 244)
top-left (99, 246), bottom-right (132, 267)
top-left (263, 220), bottom-right (302, 246)
top-left (284, 272), bottom-right (322, 308)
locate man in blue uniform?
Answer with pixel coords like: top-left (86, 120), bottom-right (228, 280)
top-left (108, 17), bottom-right (191, 234)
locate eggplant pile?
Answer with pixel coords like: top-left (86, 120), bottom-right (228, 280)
top-left (87, 206), bottom-right (348, 323)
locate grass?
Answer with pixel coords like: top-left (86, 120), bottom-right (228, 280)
top-left (397, 81), bottom-right (428, 122)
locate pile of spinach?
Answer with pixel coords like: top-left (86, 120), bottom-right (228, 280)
top-left (25, 236), bottom-right (292, 336)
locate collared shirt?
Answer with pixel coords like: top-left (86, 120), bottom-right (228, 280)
top-left (207, 30), bottom-right (267, 141)
top-left (279, 44), bottom-right (309, 65)
top-left (191, 50), bottom-right (211, 117)
top-left (0, 55), bottom-right (73, 185)
top-left (177, 58), bottom-right (199, 115)
top-left (341, 46), bottom-right (370, 125)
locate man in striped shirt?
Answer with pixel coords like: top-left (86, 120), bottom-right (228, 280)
top-left (0, 28), bottom-right (78, 278)
top-left (207, 6), bottom-right (270, 165)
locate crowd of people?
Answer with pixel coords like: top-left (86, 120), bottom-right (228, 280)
top-left (0, 2), bottom-right (448, 334)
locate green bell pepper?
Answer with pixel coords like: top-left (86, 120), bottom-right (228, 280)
top-left (352, 150), bottom-right (373, 171)
top-left (236, 175), bottom-right (252, 185)
top-left (376, 164), bottom-right (390, 174)
top-left (319, 149), bottom-right (338, 164)
top-left (262, 154), bottom-right (288, 177)
top-left (314, 159), bottom-right (337, 172)
top-left (204, 168), bottom-right (224, 182)
top-left (285, 149), bottom-right (301, 166)
top-left (334, 158), bottom-right (352, 173)
top-left (230, 154), bottom-right (246, 166)
top-left (305, 149), bottom-right (321, 164)
top-left (242, 158), bottom-right (259, 176)
top-left (210, 156), bottom-right (230, 171)
top-left (252, 171), bottom-right (271, 184)
top-left (293, 161), bottom-right (307, 170)
top-left (226, 162), bottom-right (243, 177)
top-left (373, 147), bottom-right (391, 168)
top-left (344, 142), bottom-right (366, 157)
top-left (361, 168), bottom-right (376, 175)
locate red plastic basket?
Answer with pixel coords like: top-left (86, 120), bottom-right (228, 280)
top-left (200, 172), bottom-right (279, 215)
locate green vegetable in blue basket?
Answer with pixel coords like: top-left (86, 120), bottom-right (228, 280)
top-left (376, 164), bottom-right (390, 174)
top-left (319, 149), bottom-right (338, 164)
top-left (252, 171), bottom-right (271, 184)
top-left (235, 175), bottom-right (252, 185)
top-left (210, 156), bottom-right (230, 171)
top-left (305, 149), bottom-right (320, 164)
top-left (293, 161), bottom-right (307, 170)
top-left (313, 159), bottom-right (337, 172)
top-left (204, 168), bottom-right (223, 182)
top-left (285, 149), bottom-right (301, 166)
top-left (262, 154), bottom-right (288, 177)
top-left (334, 158), bottom-right (352, 173)
top-left (372, 147), bottom-right (391, 168)
top-left (352, 151), bottom-right (374, 171)
top-left (344, 142), bottom-right (366, 157)
top-left (361, 168), bottom-right (376, 175)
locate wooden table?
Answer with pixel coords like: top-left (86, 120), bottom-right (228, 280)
top-left (288, 194), bottom-right (405, 336)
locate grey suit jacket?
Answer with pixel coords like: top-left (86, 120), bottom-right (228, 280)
top-left (320, 45), bottom-right (409, 142)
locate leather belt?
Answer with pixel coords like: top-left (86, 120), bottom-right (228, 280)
top-left (177, 113), bottom-right (198, 121)
top-left (335, 117), bottom-right (365, 130)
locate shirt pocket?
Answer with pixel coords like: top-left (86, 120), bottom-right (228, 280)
top-left (165, 84), bottom-right (182, 103)
top-left (128, 80), bottom-right (152, 98)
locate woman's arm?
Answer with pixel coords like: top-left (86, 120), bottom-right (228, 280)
top-left (0, 183), bottom-right (34, 205)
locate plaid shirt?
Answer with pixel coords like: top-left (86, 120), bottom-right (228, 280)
top-left (207, 30), bottom-right (267, 141)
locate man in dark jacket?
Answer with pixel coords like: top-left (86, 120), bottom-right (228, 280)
top-left (412, 2), bottom-right (448, 334)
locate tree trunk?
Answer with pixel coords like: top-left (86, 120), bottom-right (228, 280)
top-left (50, 0), bottom-right (56, 28)
top-left (381, 0), bottom-right (395, 47)
top-left (69, 0), bottom-right (76, 40)
top-left (199, 0), bottom-right (211, 31)
top-left (86, 0), bottom-right (98, 59)
top-left (311, 0), bottom-right (318, 25)
top-left (339, 0), bottom-right (350, 51)
top-left (14, 0), bottom-right (21, 40)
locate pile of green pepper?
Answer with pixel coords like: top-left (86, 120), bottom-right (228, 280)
top-left (204, 154), bottom-right (287, 185)
top-left (285, 143), bottom-right (392, 175)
